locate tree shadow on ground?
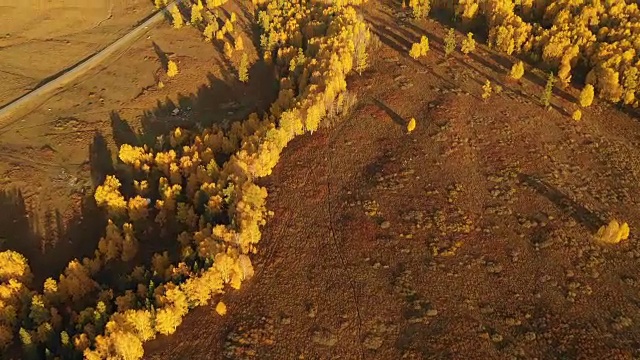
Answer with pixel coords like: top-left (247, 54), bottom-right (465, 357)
top-left (379, 4), bottom-right (578, 106)
top-left (111, 55), bottom-right (278, 150)
top-left (372, 98), bottom-right (406, 126)
top-left (0, 136), bottom-right (112, 283)
top-left (152, 41), bottom-right (171, 71)
top-left (518, 173), bottom-right (605, 232)
top-left (1, 11), bottom-right (278, 285)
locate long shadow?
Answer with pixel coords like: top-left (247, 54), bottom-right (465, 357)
top-left (110, 111), bottom-right (140, 148)
top-left (152, 41), bottom-right (170, 71)
top-left (385, 4), bottom-right (579, 107)
top-left (0, 135), bottom-right (112, 283)
top-left (89, 131), bottom-right (115, 187)
top-left (518, 173), bottom-right (605, 232)
top-left (372, 98), bottom-right (406, 126)
top-left (367, 19), bottom-right (458, 91)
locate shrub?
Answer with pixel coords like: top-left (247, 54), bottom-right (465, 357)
top-left (579, 84), bottom-right (594, 108)
top-left (238, 53), bottom-right (249, 83)
top-left (167, 60), bottom-right (179, 78)
top-left (460, 32), bottom-right (475, 55)
top-left (170, 5), bottom-right (183, 29)
top-left (509, 61), bottom-right (524, 80)
top-left (596, 219), bottom-right (630, 244)
top-left (444, 28), bottom-right (456, 57)
top-left (540, 72), bottom-right (555, 108)
top-left (482, 80), bottom-right (492, 100)
top-left (572, 109), bottom-right (582, 121)
top-left (409, 0), bottom-right (430, 19)
top-left (407, 118), bottom-right (416, 133)
top-left (409, 36), bottom-right (429, 59)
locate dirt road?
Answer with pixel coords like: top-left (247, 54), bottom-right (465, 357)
top-left (0, 1), bottom-right (182, 123)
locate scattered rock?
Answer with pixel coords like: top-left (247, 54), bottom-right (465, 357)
top-left (311, 328), bottom-right (337, 347)
top-left (363, 334), bottom-right (383, 350)
top-left (380, 221), bottom-right (391, 229)
top-left (487, 263), bottom-right (503, 274)
top-left (306, 303), bottom-right (317, 318)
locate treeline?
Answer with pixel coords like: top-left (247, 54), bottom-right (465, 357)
top-left (410, 0), bottom-right (640, 106)
top-left (0, 0), bottom-right (373, 359)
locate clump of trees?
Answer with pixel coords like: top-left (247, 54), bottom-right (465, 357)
top-left (411, 0), bottom-right (431, 19)
top-left (0, 1), bottom-right (375, 359)
top-left (419, 0), bottom-right (640, 107)
top-left (409, 36), bottom-right (429, 59)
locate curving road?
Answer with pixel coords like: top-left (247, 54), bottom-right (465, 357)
top-left (0, 1), bottom-right (183, 123)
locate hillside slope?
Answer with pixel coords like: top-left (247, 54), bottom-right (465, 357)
top-left (144, 2), bottom-right (640, 359)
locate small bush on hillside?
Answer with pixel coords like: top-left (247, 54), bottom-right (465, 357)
top-left (409, 0), bottom-right (430, 18)
top-left (170, 5), bottom-right (183, 29)
top-left (238, 53), bottom-right (249, 83)
top-left (167, 60), bottom-right (179, 78)
top-left (540, 72), bottom-right (556, 108)
top-left (409, 36), bottom-right (429, 59)
top-left (509, 61), bottom-right (524, 80)
top-left (482, 80), bottom-right (492, 99)
top-left (596, 219), bottom-right (630, 244)
top-left (572, 109), bottom-right (582, 121)
top-left (579, 84), bottom-right (594, 108)
top-left (461, 33), bottom-right (475, 55)
top-left (444, 28), bottom-right (456, 57)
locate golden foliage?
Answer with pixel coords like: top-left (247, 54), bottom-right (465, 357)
top-left (235, 36), bottom-right (244, 51)
top-left (409, 36), bottom-right (429, 59)
top-left (154, 0), bottom-right (167, 9)
top-left (170, 5), bottom-right (183, 29)
top-left (596, 219), bottom-right (630, 244)
top-left (206, 0), bottom-right (228, 8)
top-left (167, 60), bottom-right (179, 78)
top-left (191, 1), bottom-right (204, 25)
top-left (424, 0), bottom-right (640, 105)
top-left (407, 118), bottom-right (416, 133)
top-left (224, 41), bottom-right (233, 59)
top-left (444, 28), bottom-right (456, 57)
top-left (215, 301), bottom-right (227, 316)
top-left (57, 260), bottom-right (97, 303)
top-left (239, 53), bottom-right (250, 83)
top-left (540, 72), bottom-right (556, 108)
top-left (409, 0), bottom-right (430, 18)
top-left (94, 175), bottom-right (126, 217)
top-left (509, 61), bottom-right (524, 80)
top-left (0, 251), bottom-right (31, 283)
top-left (572, 109), bottom-right (582, 121)
top-left (579, 84), bottom-right (595, 108)
top-left (2, 2), bottom-right (375, 359)
top-left (482, 80), bottom-right (492, 100)
top-left (460, 32), bottom-right (476, 55)
top-left (203, 21), bottom-right (218, 42)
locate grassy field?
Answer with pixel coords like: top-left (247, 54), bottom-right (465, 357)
top-left (2, 1), bottom-right (640, 359)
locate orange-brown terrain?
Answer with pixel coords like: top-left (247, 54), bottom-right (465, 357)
top-left (2, 0), bottom-right (640, 359)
